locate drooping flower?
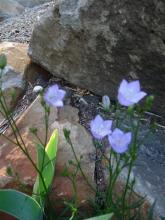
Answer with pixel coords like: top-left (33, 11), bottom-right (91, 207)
top-left (118, 79), bottom-right (147, 106)
top-left (102, 95), bottom-right (111, 111)
top-left (108, 128), bottom-right (131, 153)
top-left (44, 84), bottom-right (66, 107)
top-left (90, 115), bottom-right (112, 140)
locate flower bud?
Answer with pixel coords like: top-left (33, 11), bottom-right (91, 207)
top-left (29, 127), bottom-right (38, 134)
top-left (0, 54), bottom-right (7, 69)
top-left (145, 95), bottom-right (154, 111)
top-left (127, 106), bottom-right (134, 115)
top-left (102, 95), bottom-right (110, 111)
top-left (33, 85), bottom-right (43, 93)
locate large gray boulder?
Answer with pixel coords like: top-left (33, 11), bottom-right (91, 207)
top-left (29, 0), bottom-right (165, 119)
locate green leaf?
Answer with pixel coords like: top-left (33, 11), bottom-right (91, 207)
top-left (45, 129), bottom-right (58, 165)
top-left (0, 189), bottom-right (43, 220)
top-left (84, 213), bottom-right (113, 220)
top-left (33, 129), bottom-right (58, 204)
top-left (0, 54), bottom-right (7, 69)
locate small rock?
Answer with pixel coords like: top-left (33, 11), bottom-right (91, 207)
top-left (0, 42), bottom-right (30, 74)
top-left (0, 96), bottom-right (95, 216)
top-left (0, 67), bottom-right (25, 123)
top-left (58, 105), bottom-right (79, 122)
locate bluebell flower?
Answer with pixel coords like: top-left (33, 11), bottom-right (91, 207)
top-left (118, 79), bottom-right (146, 106)
top-left (90, 115), bottom-right (112, 140)
top-left (108, 128), bottom-right (131, 153)
top-left (44, 84), bottom-right (66, 107)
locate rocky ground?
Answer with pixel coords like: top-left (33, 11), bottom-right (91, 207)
top-left (0, 1), bottom-right (54, 43)
top-left (0, 1), bottom-right (165, 218)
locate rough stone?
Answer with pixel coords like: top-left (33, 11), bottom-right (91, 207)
top-left (0, 42), bottom-right (30, 74)
top-left (0, 42), bottom-right (51, 86)
top-left (0, 97), bottom-right (95, 218)
top-left (0, 66), bottom-right (25, 124)
top-left (29, 0), bottom-right (165, 120)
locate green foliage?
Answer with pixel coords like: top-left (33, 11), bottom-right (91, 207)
top-left (33, 129), bottom-right (58, 204)
top-left (144, 95), bottom-right (155, 112)
top-left (85, 213), bottom-right (113, 220)
top-left (0, 189), bottom-right (43, 220)
top-left (63, 128), bottom-right (71, 142)
top-left (0, 61), bottom-right (159, 220)
top-left (0, 53), bottom-right (7, 69)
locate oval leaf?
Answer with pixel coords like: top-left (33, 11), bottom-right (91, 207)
top-left (33, 129), bottom-right (58, 204)
top-left (84, 213), bottom-right (113, 220)
top-left (0, 189), bottom-right (43, 220)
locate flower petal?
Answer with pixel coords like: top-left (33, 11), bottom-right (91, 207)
top-left (44, 84), bottom-right (66, 107)
top-left (108, 129), bottom-right (131, 154)
top-left (53, 100), bottom-right (64, 107)
top-left (113, 128), bottom-right (124, 136)
top-left (112, 143), bottom-right (128, 154)
top-left (103, 120), bottom-right (112, 131)
top-left (118, 79), bottom-right (128, 94)
top-left (90, 115), bottom-right (112, 139)
top-left (48, 84), bottom-right (58, 93)
top-left (121, 132), bottom-right (132, 147)
top-left (125, 132), bottom-right (132, 145)
top-left (118, 92), bottom-right (134, 106)
top-left (58, 89), bottom-right (66, 100)
top-left (90, 115), bottom-right (103, 129)
top-left (131, 91), bottom-right (147, 103)
top-left (91, 131), bottom-right (102, 140)
top-left (128, 80), bottom-right (140, 93)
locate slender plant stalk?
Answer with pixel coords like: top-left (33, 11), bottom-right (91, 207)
top-left (121, 118), bottom-right (140, 219)
top-left (0, 92), bottom-right (49, 200)
top-left (67, 136), bottom-right (96, 193)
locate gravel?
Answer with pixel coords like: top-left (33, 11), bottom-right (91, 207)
top-left (0, 1), bottom-right (55, 43)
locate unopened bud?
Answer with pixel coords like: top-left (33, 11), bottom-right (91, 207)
top-left (145, 95), bottom-right (154, 111)
top-left (0, 54), bottom-right (7, 69)
top-left (102, 95), bottom-right (110, 111)
top-left (33, 85), bottom-right (43, 93)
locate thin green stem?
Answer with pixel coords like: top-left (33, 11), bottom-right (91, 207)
top-left (1, 133), bottom-right (18, 145)
top-left (0, 93), bottom-right (48, 202)
top-left (121, 118), bottom-right (140, 219)
top-left (106, 154), bottom-right (122, 208)
top-left (68, 136), bottom-right (96, 193)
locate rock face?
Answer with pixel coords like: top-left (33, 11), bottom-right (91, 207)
top-left (0, 97), bottom-right (95, 218)
top-left (29, 0), bottom-right (165, 119)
